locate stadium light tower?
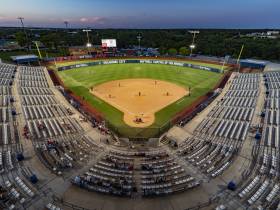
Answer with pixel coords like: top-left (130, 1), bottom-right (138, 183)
top-left (137, 34), bottom-right (142, 51)
top-left (188, 30), bottom-right (200, 56)
top-left (83, 29), bottom-right (92, 48)
top-left (17, 17), bottom-right (30, 50)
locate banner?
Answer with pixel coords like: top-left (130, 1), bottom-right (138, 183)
top-left (57, 59), bottom-right (222, 73)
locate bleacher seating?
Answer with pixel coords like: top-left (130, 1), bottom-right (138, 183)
top-left (177, 74), bottom-right (260, 179)
top-left (2, 61), bottom-right (280, 210)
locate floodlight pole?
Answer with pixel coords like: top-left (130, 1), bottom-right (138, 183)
top-left (63, 21), bottom-right (70, 53)
top-left (137, 34), bottom-right (142, 52)
top-left (83, 29), bottom-right (92, 55)
top-left (17, 17), bottom-right (30, 50)
top-left (83, 29), bottom-right (92, 46)
top-left (189, 31), bottom-right (200, 56)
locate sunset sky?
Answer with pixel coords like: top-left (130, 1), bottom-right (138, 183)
top-left (0, 0), bottom-right (279, 28)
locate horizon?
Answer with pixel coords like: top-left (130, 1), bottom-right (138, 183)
top-left (0, 0), bottom-right (279, 29)
top-left (1, 26), bottom-right (280, 30)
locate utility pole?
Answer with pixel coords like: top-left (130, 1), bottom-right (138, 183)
top-left (17, 17), bottom-right (30, 50)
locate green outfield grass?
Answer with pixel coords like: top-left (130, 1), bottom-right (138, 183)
top-left (57, 63), bottom-right (222, 138)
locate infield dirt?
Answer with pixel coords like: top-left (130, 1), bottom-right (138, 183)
top-left (91, 78), bottom-right (188, 127)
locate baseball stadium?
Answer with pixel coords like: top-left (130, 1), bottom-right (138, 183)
top-left (1, 0), bottom-right (280, 210)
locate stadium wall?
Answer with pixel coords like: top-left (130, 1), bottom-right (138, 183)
top-left (57, 59), bottom-right (224, 73)
top-left (49, 55), bottom-right (235, 68)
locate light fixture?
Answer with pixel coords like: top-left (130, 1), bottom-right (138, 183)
top-left (190, 44), bottom-right (196, 49)
top-left (86, 43), bottom-right (92, 48)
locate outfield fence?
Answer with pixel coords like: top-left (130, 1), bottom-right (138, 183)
top-left (56, 59), bottom-right (224, 73)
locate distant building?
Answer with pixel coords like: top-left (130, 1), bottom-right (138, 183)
top-left (245, 31), bottom-right (279, 39)
top-left (267, 31), bottom-right (280, 36)
top-left (0, 39), bottom-right (22, 51)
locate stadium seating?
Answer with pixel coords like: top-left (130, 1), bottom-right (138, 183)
top-left (140, 151), bottom-right (199, 196)
top-left (216, 72), bottom-right (280, 209)
top-left (2, 61), bottom-right (280, 209)
top-left (242, 72), bottom-right (280, 209)
top-left (0, 63), bottom-right (39, 209)
top-left (176, 73), bottom-right (260, 180)
top-left (17, 66), bottom-right (103, 176)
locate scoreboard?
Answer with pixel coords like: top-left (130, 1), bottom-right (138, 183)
top-left (101, 39), bottom-right (117, 48)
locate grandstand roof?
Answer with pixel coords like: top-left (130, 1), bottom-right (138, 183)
top-left (240, 59), bottom-right (269, 69)
top-left (240, 59), bottom-right (269, 65)
top-left (11, 54), bottom-right (39, 64)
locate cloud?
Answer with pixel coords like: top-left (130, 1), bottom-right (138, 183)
top-left (80, 18), bottom-right (88, 22)
top-left (79, 16), bottom-right (107, 25)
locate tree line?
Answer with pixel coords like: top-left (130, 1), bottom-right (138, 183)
top-left (1, 28), bottom-right (280, 60)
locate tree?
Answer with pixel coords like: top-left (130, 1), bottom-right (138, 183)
top-left (168, 48), bottom-right (177, 56)
top-left (159, 47), bottom-right (167, 55)
top-left (15, 31), bottom-right (28, 47)
top-left (179, 47), bottom-right (189, 56)
top-left (40, 33), bottom-right (61, 50)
